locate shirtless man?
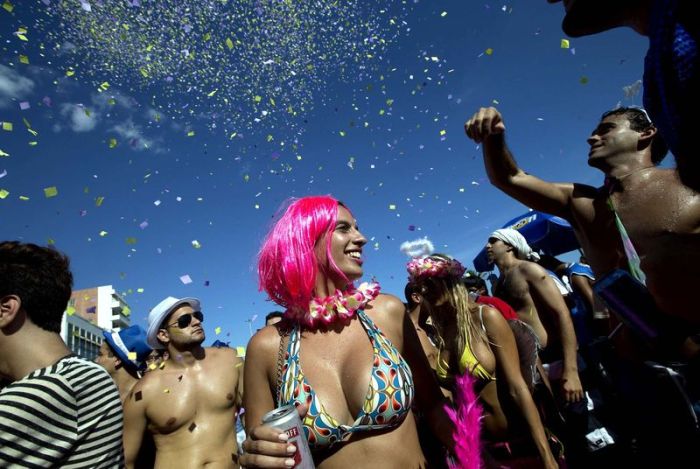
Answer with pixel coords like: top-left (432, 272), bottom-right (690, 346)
top-left (547, 0), bottom-right (699, 190)
top-left (123, 296), bottom-right (244, 468)
top-left (485, 229), bottom-right (583, 404)
top-left (465, 107), bottom-right (700, 344)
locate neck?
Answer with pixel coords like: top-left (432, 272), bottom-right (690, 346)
top-left (0, 326), bottom-right (71, 381)
top-left (494, 255), bottom-right (517, 272)
top-left (407, 305), bottom-right (420, 325)
top-left (606, 163), bottom-right (656, 181)
top-left (166, 345), bottom-right (205, 367)
top-left (313, 273), bottom-right (348, 299)
top-left (113, 369), bottom-right (139, 402)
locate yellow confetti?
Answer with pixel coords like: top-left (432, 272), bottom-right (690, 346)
top-left (44, 186), bottom-right (58, 198)
top-left (28, 141), bottom-right (37, 146)
top-left (389, 204), bottom-right (396, 210)
top-left (440, 11), bottom-right (447, 17)
top-left (128, 352), bottom-right (137, 360)
top-left (253, 95), bottom-right (262, 103)
top-left (125, 237), bottom-right (137, 245)
top-left (95, 196), bottom-right (104, 207)
top-left (108, 98), bottom-right (116, 105)
top-left (108, 138), bottom-right (117, 148)
top-left (148, 363), bottom-right (157, 371)
top-left (19, 55), bottom-right (29, 64)
top-left (236, 346), bottom-right (246, 357)
top-left (123, 306), bottom-right (131, 316)
top-left (580, 76), bottom-right (589, 84)
top-left (439, 129), bottom-right (446, 136)
top-left (2, 122), bottom-right (13, 131)
top-left (560, 39), bottom-right (570, 49)
top-left (187, 130), bottom-right (195, 137)
top-left (163, 388), bottom-right (170, 394)
top-left (225, 37), bottom-right (234, 49)
top-left (0, 189), bottom-right (9, 199)
top-left (19, 196), bottom-right (28, 201)
top-left (66, 69), bottom-right (75, 77)
top-left (0, 149), bottom-right (9, 157)
top-left (215, 326), bottom-right (222, 335)
top-left (191, 240), bottom-right (201, 249)
top-left (99, 231), bottom-right (108, 237)
top-left (137, 288), bottom-right (144, 293)
top-left (66, 306), bottom-right (76, 316)
top-left (339, 130), bottom-right (346, 137)
top-left (139, 68), bottom-right (149, 78)
top-left (3, 1), bottom-right (14, 13)
top-left (207, 89), bottom-right (218, 97)
top-left (159, 362), bottom-right (166, 369)
top-left (485, 48), bottom-right (494, 55)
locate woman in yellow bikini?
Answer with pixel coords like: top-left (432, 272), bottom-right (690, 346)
top-left (408, 254), bottom-right (559, 469)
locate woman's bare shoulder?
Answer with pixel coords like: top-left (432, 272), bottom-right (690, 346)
top-left (370, 293), bottom-right (406, 317)
top-left (247, 323), bottom-right (288, 359)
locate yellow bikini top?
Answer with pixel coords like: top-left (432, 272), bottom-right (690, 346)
top-left (435, 306), bottom-right (495, 383)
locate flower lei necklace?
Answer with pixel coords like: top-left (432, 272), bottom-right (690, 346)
top-left (285, 281), bottom-right (381, 328)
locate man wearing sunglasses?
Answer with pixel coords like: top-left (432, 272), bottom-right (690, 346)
top-left (122, 296), bottom-right (244, 469)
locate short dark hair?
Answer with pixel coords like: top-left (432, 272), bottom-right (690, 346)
top-left (404, 282), bottom-right (422, 309)
top-left (461, 275), bottom-right (488, 295)
top-left (600, 107), bottom-right (668, 165)
top-left (265, 311), bottom-right (284, 323)
top-left (0, 241), bottom-right (73, 333)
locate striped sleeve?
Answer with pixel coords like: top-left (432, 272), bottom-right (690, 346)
top-left (0, 374), bottom-right (79, 467)
top-left (0, 357), bottom-right (124, 468)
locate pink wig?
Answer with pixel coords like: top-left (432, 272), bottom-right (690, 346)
top-left (258, 196), bottom-right (349, 311)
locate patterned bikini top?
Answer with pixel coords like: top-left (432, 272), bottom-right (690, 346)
top-left (276, 309), bottom-right (414, 450)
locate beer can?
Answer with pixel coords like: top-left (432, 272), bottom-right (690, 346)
top-left (261, 405), bottom-right (315, 469)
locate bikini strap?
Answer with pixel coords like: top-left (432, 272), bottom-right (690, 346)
top-left (477, 305), bottom-right (488, 334)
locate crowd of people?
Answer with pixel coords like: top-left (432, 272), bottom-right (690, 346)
top-left (1, 0), bottom-right (698, 467)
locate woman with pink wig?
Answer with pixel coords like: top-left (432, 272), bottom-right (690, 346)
top-left (240, 196), bottom-right (457, 468)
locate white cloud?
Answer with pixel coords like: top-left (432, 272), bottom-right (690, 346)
top-left (0, 65), bottom-right (35, 108)
top-left (110, 119), bottom-right (164, 152)
top-left (60, 103), bottom-right (99, 132)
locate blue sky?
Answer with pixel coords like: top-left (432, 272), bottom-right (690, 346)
top-left (1, 1), bottom-right (648, 349)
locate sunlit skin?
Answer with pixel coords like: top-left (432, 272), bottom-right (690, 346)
top-left (426, 298), bottom-right (559, 469)
top-left (241, 205), bottom-right (455, 468)
top-left (485, 236), bottom-right (583, 404)
top-left (466, 107), bottom-right (700, 340)
top-left (122, 304), bottom-right (244, 469)
top-left (94, 342), bottom-right (139, 404)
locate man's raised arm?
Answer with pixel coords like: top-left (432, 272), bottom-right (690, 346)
top-left (465, 106), bottom-right (575, 219)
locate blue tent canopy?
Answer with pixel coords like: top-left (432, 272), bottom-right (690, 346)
top-left (472, 210), bottom-right (580, 272)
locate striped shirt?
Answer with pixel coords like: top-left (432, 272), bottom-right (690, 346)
top-left (0, 356), bottom-right (124, 468)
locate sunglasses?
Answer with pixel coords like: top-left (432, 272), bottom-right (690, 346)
top-left (166, 311), bottom-right (204, 329)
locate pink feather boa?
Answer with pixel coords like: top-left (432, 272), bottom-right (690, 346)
top-left (444, 372), bottom-right (483, 469)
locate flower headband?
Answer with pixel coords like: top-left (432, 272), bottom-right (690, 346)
top-left (407, 256), bottom-right (466, 281)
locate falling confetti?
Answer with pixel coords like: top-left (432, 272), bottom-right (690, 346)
top-left (180, 274), bottom-right (193, 284)
top-left (33, 1), bottom-right (409, 137)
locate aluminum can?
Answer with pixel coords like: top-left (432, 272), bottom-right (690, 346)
top-left (261, 404), bottom-right (315, 468)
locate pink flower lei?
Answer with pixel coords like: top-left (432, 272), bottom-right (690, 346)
top-left (285, 281), bottom-right (381, 328)
top-left (406, 256), bottom-right (466, 281)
